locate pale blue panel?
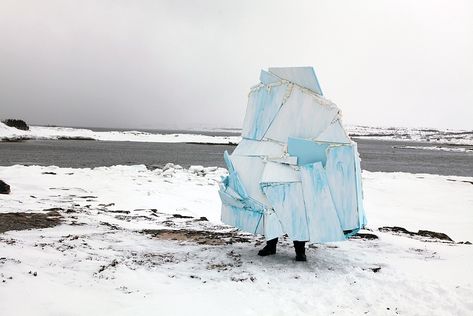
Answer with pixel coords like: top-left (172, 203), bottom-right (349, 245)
top-left (260, 70), bottom-right (281, 85)
top-left (221, 204), bottom-right (264, 235)
top-left (223, 151), bottom-right (251, 200)
top-left (241, 83), bottom-right (289, 140)
top-left (221, 171), bottom-right (266, 214)
top-left (325, 145), bottom-right (359, 231)
top-left (300, 162), bottom-right (346, 243)
top-left (221, 152), bottom-right (268, 222)
top-left (218, 190), bottom-right (245, 208)
top-left (268, 67), bottom-right (323, 95)
top-left (261, 182), bottom-right (309, 241)
top-left (225, 171), bottom-right (249, 200)
top-left (263, 211), bottom-right (285, 240)
top-left (232, 138), bottom-right (284, 157)
top-left (352, 142), bottom-right (368, 228)
top-left (223, 150), bottom-right (234, 173)
top-left (287, 137), bottom-right (329, 166)
top-left (230, 155), bottom-right (270, 206)
top-left (265, 87), bottom-right (339, 143)
top-left (314, 119), bottom-right (351, 144)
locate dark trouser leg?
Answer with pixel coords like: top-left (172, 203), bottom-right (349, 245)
top-left (293, 241), bottom-right (307, 261)
top-left (258, 238), bottom-right (278, 256)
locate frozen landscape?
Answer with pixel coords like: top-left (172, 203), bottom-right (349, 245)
top-left (1, 0), bottom-right (471, 315)
top-left (1, 163), bottom-right (472, 315)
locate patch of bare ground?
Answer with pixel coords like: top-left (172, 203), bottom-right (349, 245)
top-left (0, 210), bottom-right (62, 233)
top-left (142, 228), bottom-right (252, 245)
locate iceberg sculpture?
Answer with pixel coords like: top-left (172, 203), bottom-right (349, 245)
top-left (219, 67), bottom-right (367, 243)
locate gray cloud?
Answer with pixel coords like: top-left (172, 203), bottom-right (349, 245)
top-left (0, 0), bottom-right (472, 130)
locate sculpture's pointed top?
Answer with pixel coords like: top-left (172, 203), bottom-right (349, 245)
top-left (267, 66), bottom-right (323, 95)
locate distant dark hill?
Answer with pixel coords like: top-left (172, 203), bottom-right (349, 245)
top-left (2, 119), bottom-right (29, 131)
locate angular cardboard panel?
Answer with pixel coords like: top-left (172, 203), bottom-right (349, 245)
top-left (221, 204), bottom-right (264, 235)
top-left (260, 70), bottom-right (281, 85)
top-left (325, 145), bottom-right (359, 230)
top-left (262, 182), bottom-right (310, 241)
top-left (300, 162), bottom-right (346, 242)
top-left (241, 83), bottom-right (289, 140)
top-left (314, 119), bottom-right (351, 144)
top-left (260, 161), bottom-right (300, 183)
top-left (287, 137), bottom-right (330, 166)
top-left (232, 138), bottom-right (284, 158)
top-left (268, 67), bottom-right (323, 95)
top-left (263, 210), bottom-right (285, 240)
top-left (353, 143), bottom-right (368, 228)
top-left (264, 87), bottom-right (339, 143)
top-left (218, 189), bottom-right (245, 208)
top-left (230, 155), bottom-right (270, 206)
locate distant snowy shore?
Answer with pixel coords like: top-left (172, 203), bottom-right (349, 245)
top-left (0, 164), bottom-right (472, 315)
top-left (1, 122), bottom-right (472, 146)
top-left (0, 123), bottom-right (241, 144)
top-left (346, 125), bottom-right (473, 146)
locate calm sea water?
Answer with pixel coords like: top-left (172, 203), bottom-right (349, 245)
top-left (0, 138), bottom-right (472, 177)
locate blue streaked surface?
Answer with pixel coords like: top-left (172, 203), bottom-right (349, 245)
top-left (325, 145), bottom-right (359, 230)
top-left (263, 210), bottom-right (285, 240)
top-left (221, 204), bottom-right (263, 235)
top-left (261, 182), bottom-right (310, 241)
top-left (241, 83), bottom-right (289, 140)
top-left (300, 162), bottom-right (346, 242)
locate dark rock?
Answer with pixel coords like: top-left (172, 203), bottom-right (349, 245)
top-left (352, 233), bottom-right (379, 240)
top-left (379, 226), bottom-right (454, 242)
top-left (0, 180), bottom-right (10, 194)
top-left (172, 214), bottom-right (193, 219)
top-left (378, 226), bottom-right (413, 235)
top-left (42, 172), bottom-right (57, 175)
top-left (2, 119), bottom-right (29, 131)
top-left (417, 230), bottom-right (453, 242)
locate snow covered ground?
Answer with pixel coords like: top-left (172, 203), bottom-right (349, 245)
top-left (1, 122), bottom-right (472, 146)
top-left (0, 164), bottom-right (472, 315)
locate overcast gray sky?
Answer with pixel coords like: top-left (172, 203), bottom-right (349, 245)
top-left (0, 0), bottom-right (472, 130)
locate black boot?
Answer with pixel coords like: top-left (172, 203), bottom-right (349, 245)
top-left (293, 241), bottom-right (307, 261)
top-left (258, 238), bottom-right (278, 256)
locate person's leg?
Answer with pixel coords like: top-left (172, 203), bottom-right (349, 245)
top-left (293, 241), bottom-right (307, 261)
top-left (258, 238), bottom-right (278, 256)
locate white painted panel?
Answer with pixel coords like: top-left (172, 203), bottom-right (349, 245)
top-left (264, 87), bottom-right (340, 143)
top-left (232, 139), bottom-right (284, 157)
top-left (260, 161), bottom-right (300, 183)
